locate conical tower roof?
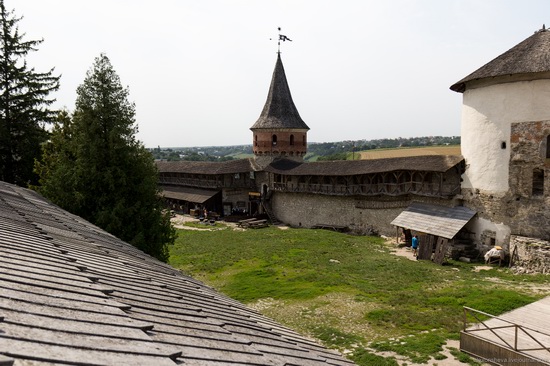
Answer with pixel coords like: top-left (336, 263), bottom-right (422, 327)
top-left (251, 54), bottom-right (310, 130)
top-left (451, 27), bottom-right (550, 93)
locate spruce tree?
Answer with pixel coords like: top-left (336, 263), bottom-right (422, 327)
top-left (0, 0), bottom-right (60, 186)
top-left (37, 54), bottom-right (174, 261)
top-left (33, 110), bottom-right (78, 211)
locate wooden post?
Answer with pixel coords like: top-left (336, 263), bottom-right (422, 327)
top-left (396, 227), bottom-right (399, 244)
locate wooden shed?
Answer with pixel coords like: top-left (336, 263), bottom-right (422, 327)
top-left (391, 202), bottom-right (477, 263)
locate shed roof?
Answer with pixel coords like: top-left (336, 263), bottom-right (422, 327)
top-left (250, 54), bottom-right (310, 130)
top-left (390, 202), bottom-right (476, 239)
top-left (0, 181), bottom-right (354, 365)
top-left (264, 155), bottom-right (464, 176)
top-left (450, 27), bottom-right (550, 93)
top-left (160, 185), bottom-right (219, 204)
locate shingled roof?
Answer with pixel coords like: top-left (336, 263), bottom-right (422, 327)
top-left (250, 53), bottom-right (310, 130)
top-left (156, 158), bottom-right (261, 175)
top-left (264, 155), bottom-right (464, 176)
top-left (450, 27), bottom-right (550, 93)
top-left (0, 181), bottom-right (354, 365)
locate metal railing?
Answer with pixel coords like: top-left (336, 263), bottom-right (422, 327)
top-left (463, 306), bottom-right (550, 357)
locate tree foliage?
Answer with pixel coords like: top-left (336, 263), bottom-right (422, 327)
top-left (0, 0), bottom-right (60, 186)
top-left (36, 54), bottom-right (175, 261)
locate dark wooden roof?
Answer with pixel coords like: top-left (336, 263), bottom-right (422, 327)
top-left (264, 155), bottom-right (464, 176)
top-left (160, 185), bottom-right (219, 204)
top-left (250, 54), bottom-right (310, 130)
top-left (156, 158), bottom-right (260, 174)
top-left (0, 181), bottom-right (354, 365)
top-left (451, 27), bottom-right (550, 93)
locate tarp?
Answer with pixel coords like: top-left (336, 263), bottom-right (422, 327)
top-left (160, 185), bottom-right (219, 204)
top-left (391, 202), bottom-right (476, 239)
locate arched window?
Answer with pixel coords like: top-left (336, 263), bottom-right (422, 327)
top-left (254, 134), bottom-right (258, 147)
top-left (302, 135), bottom-right (306, 146)
top-left (533, 168), bottom-right (544, 196)
top-left (546, 135), bottom-right (550, 159)
top-left (272, 134), bottom-right (277, 146)
top-left (290, 134), bottom-right (295, 146)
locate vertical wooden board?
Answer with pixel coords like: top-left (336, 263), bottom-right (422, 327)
top-left (433, 237), bottom-right (449, 265)
top-left (417, 234), bottom-right (434, 260)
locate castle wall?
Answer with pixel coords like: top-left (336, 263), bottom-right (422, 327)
top-left (511, 235), bottom-right (550, 274)
top-left (461, 79), bottom-right (550, 193)
top-left (461, 120), bottom-right (550, 244)
top-left (271, 192), bottom-right (456, 236)
top-left (463, 216), bottom-right (511, 251)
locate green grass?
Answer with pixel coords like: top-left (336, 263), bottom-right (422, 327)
top-left (448, 347), bottom-right (483, 365)
top-left (351, 348), bottom-right (399, 366)
top-left (169, 226), bottom-right (548, 365)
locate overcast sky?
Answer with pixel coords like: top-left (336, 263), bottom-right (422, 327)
top-left (10, 0), bottom-right (550, 148)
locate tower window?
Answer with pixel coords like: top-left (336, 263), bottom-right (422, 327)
top-left (254, 135), bottom-right (258, 147)
top-left (532, 168), bottom-right (544, 196)
top-left (290, 135), bottom-right (294, 146)
top-left (546, 135), bottom-right (550, 159)
top-left (501, 141), bottom-right (506, 149)
top-left (303, 135), bottom-right (306, 146)
top-left (272, 134), bottom-right (277, 146)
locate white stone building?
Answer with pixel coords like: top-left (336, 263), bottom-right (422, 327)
top-left (451, 26), bottom-right (550, 252)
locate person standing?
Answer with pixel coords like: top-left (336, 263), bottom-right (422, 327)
top-left (412, 235), bottom-right (419, 257)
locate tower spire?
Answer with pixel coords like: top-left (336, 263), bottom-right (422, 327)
top-left (250, 50), bottom-right (309, 165)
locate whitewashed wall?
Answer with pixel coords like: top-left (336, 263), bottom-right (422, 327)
top-left (461, 79), bottom-right (550, 193)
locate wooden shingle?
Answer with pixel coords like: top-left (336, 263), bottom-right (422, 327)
top-left (0, 181), bottom-right (354, 365)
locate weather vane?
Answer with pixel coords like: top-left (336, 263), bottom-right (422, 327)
top-left (270, 27), bottom-right (292, 53)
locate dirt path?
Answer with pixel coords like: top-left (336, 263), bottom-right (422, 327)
top-left (170, 214), bottom-right (236, 231)
top-left (171, 214), bottom-right (290, 231)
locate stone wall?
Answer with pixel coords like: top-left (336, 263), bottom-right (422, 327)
top-left (461, 121), bottom-right (550, 244)
top-left (271, 192), bottom-right (456, 237)
top-left (511, 235), bottom-right (550, 274)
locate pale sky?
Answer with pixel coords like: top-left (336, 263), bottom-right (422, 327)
top-left (10, 0), bottom-right (550, 148)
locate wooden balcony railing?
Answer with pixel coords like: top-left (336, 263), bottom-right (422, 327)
top-left (271, 182), bottom-right (460, 197)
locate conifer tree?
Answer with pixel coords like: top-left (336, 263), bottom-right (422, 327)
top-left (0, 0), bottom-right (60, 186)
top-left (33, 110), bottom-right (78, 211)
top-left (36, 54), bottom-right (174, 261)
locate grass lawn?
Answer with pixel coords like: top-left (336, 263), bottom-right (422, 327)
top-left (169, 224), bottom-right (549, 365)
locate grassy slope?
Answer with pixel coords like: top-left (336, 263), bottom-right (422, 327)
top-left (169, 225), bottom-right (548, 365)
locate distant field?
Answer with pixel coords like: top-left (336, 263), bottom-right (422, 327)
top-left (359, 145), bottom-right (461, 160)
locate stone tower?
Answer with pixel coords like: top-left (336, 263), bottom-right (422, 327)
top-left (450, 26), bottom-right (550, 245)
top-left (250, 53), bottom-right (310, 167)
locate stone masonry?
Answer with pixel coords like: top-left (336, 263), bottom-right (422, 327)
top-left (462, 121), bottom-right (550, 242)
top-left (272, 192), bottom-right (456, 237)
top-left (511, 235), bottom-right (550, 274)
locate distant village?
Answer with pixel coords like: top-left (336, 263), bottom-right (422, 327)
top-left (150, 135), bottom-right (461, 162)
